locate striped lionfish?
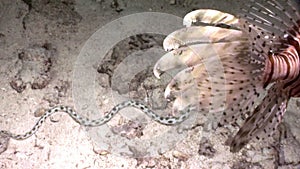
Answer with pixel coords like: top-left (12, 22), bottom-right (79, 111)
top-left (0, 0), bottom-right (299, 154)
top-left (153, 0), bottom-right (300, 152)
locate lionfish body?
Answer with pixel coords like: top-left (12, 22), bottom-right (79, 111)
top-left (154, 0), bottom-right (300, 152)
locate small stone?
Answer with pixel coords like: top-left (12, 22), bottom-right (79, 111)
top-left (9, 78), bottom-right (26, 93)
top-left (0, 33), bottom-right (5, 46)
top-left (169, 0), bottom-right (176, 5)
top-left (198, 137), bottom-right (216, 158)
top-left (172, 150), bottom-right (189, 161)
top-left (110, 0), bottom-right (125, 13)
top-left (93, 147), bottom-right (110, 155)
top-left (34, 107), bottom-right (46, 117)
top-left (43, 93), bottom-right (59, 107)
top-left (54, 80), bottom-right (70, 97)
top-left (146, 158), bottom-right (156, 168)
top-left (296, 99), bottom-right (300, 108)
top-left (0, 134), bottom-right (9, 154)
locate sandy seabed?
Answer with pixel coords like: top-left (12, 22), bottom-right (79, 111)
top-left (0, 0), bottom-right (299, 168)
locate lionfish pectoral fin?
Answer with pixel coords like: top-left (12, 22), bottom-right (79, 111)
top-left (171, 87), bottom-right (203, 112)
top-left (154, 39), bottom-right (248, 79)
top-left (153, 44), bottom-right (212, 79)
top-left (162, 25), bottom-right (246, 52)
top-left (183, 9), bottom-right (240, 28)
top-left (164, 64), bottom-right (205, 98)
top-left (154, 17), bottom-right (251, 112)
top-left (153, 50), bottom-right (185, 79)
top-left (154, 21), bottom-right (248, 81)
top-left (167, 51), bottom-right (266, 116)
top-left (155, 18), bottom-right (265, 115)
top-left (227, 84), bottom-right (289, 152)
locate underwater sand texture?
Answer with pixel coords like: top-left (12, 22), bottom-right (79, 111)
top-left (0, 0), bottom-right (299, 168)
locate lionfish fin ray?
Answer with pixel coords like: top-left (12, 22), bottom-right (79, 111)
top-left (167, 50), bottom-right (264, 115)
top-left (153, 51), bottom-right (186, 79)
top-left (238, 0), bottom-right (300, 55)
top-left (164, 64), bottom-right (205, 99)
top-left (183, 9), bottom-right (240, 29)
top-left (154, 41), bottom-right (250, 78)
top-left (239, 18), bottom-right (281, 61)
top-left (163, 26), bottom-right (246, 51)
top-left (240, 0), bottom-right (298, 36)
top-left (227, 84), bottom-right (289, 152)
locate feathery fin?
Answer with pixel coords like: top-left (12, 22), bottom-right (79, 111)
top-left (227, 84), bottom-right (289, 152)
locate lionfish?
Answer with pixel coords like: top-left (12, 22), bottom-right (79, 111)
top-left (0, 0), bottom-right (299, 154)
top-left (153, 0), bottom-right (300, 152)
